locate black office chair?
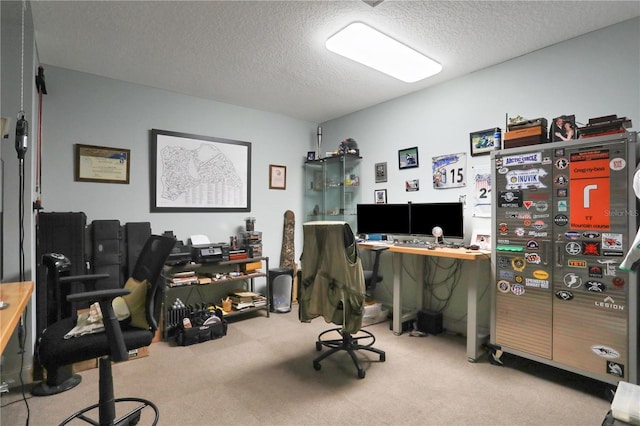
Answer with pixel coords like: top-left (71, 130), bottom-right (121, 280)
top-left (299, 221), bottom-right (386, 379)
top-left (363, 245), bottom-right (389, 301)
top-left (32, 235), bottom-right (175, 426)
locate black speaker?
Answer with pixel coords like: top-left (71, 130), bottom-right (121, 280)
top-left (417, 309), bottom-right (443, 335)
top-left (269, 268), bottom-right (293, 313)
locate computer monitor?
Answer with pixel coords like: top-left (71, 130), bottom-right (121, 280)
top-left (409, 202), bottom-right (464, 239)
top-left (356, 203), bottom-right (410, 235)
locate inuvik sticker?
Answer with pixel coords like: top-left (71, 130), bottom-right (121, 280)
top-left (505, 169), bottom-right (547, 189)
top-left (591, 345), bottom-right (620, 359)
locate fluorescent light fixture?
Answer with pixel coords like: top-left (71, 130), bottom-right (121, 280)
top-left (326, 22), bottom-right (442, 83)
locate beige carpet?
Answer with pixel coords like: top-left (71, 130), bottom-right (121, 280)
top-left (1, 305), bottom-right (612, 425)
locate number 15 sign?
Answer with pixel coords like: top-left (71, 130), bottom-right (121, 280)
top-left (432, 152), bottom-right (467, 189)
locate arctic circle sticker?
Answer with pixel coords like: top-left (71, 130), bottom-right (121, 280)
top-left (610, 158), bottom-right (626, 171)
top-left (497, 280), bottom-right (511, 293)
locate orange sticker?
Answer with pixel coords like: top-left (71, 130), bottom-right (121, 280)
top-left (569, 155), bottom-right (610, 230)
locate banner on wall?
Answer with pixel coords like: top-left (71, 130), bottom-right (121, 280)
top-left (472, 165), bottom-right (492, 218)
top-left (432, 152), bottom-right (467, 189)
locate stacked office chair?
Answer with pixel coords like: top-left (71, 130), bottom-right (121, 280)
top-left (32, 235), bottom-right (175, 426)
top-left (299, 221), bottom-right (385, 379)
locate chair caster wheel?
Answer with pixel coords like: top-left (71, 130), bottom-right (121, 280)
top-left (380, 354), bottom-right (386, 362)
top-left (357, 369), bottom-right (365, 379)
top-left (315, 342), bottom-right (322, 351)
top-left (313, 361), bottom-right (321, 371)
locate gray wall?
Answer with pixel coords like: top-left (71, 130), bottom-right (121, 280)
top-left (1, 0), bottom-right (37, 387)
top-left (1, 3), bottom-right (638, 385)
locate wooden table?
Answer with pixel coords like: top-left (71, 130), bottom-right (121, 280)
top-left (0, 281), bottom-right (34, 354)
top-left (359, 243), bottom-right (491, 362)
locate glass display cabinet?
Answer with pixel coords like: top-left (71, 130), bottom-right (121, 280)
top-left (304, 155), bottom-right (361, 231)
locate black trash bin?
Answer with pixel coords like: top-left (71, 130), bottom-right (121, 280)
top-left (269, 268), bottom-right (293, 313)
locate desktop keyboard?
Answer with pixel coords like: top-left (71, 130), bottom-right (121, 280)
top-left (394, 241), bottom-right (436, 249)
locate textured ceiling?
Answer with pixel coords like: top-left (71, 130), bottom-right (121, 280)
top-left (24, 1), bottom-right (640, 123)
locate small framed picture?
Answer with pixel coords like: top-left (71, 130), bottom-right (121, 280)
top-left (470, 229), bottom-right (491, 250)
top-left (549, 115), bottom-right (577, 142)
top-left (470, 128), bottom-right (500, 157)
top-left (374, 189), bottom-right (387, 204)
top-left (398, 147), bottom-right (419, 170)
top-left (269, 164), bottom-right (287, 190)
top-left (307, 151), bottom-right (316, 161)
top-left (375, 162), bottom-right (387, 183)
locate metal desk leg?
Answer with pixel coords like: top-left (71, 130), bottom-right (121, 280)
top-left (392, 251), bottom-right (402, 335)
top-left (466, 259), bottom-right (481, 362)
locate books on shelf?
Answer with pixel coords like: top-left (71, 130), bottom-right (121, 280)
top-left (227, 290), bottom-right (267, 310)
top-left (169, 271), bottom-right (198, 287)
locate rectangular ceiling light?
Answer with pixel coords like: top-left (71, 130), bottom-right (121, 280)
top-left (326, 22), bottom-right (442, 83)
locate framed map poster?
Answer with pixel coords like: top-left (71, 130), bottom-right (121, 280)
top-left (150, 129), bottom-right (251, 212)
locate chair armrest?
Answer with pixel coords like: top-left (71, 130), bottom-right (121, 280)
top-left (67, 289), bottom-right (131, 362)
top-left (59, 273), bottom-right (111, 291)
top-left (67, 288), bottom-right (130, 303)
top-left (371, 246), bottom-right (390, 252)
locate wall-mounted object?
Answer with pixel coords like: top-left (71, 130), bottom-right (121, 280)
top-left (375, 162), bottom-right (387, 183)
top-left (398, 147), bottom-right (418, 170)
top-left (470, 127), bottom-right (501, 156)
top-left (75, 144), bottom-right (130, 184)
top-left (269, 164), bottom-right (287, 190)
top-left (150, 129), bottom-right (251, 212)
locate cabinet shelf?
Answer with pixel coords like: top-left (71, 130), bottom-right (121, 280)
top-left (304, 155), bottom-right (361, 231)
top-left (163, 256), bottom-right (270, 340)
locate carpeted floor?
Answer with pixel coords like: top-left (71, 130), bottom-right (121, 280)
top-left (1, 305), bottom-right (612, 425)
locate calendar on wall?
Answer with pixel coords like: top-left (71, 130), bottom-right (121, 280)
top-left (432, 152), bottom-right (467, 189)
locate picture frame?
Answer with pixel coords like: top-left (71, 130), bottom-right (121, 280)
top-left (549, 115), bottom-right (578, 142)
top-left (375, 162), bottom-right (387, 183)
top-left (470, 229), bottom-right (491, 250)
top-left (398, 147), bottom-right (419, 169)
top-left (150, 129), bottom-right (251, 212)
top-left (74, 144), bottom-right (130, 184)
top-left (307, 151), bottom-right (316, 161)
top-left (269, 164), bottom-right (287, 190)
top-left (469, 128), bottom-right (500, 157)
top-left (374, 189), bottom-right (387, 204)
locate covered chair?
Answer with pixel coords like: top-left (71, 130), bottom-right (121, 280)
top-left (31, 235), bottom-right (175, 425)
top-left (299, 221), bottom-right (385, 379)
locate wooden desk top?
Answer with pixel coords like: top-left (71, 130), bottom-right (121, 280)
top-left (0, 281), bottom-right (34, 354)
top-left (359, 242), bottom-right (491, 261)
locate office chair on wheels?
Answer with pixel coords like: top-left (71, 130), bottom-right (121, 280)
top-left (299, 221), bottom-right (385, 379)
top-left (32, 235), bottom-right (175, 426)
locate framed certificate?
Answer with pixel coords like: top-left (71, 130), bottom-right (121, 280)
top-left (75, 144), bottom-right (130, 184)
